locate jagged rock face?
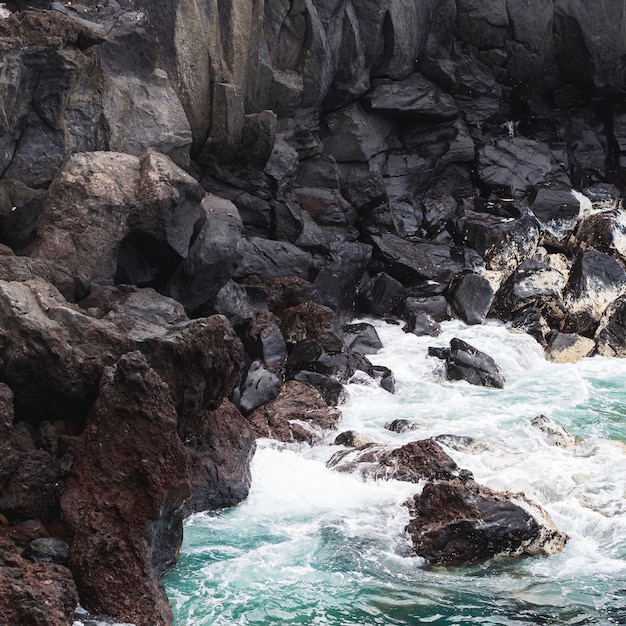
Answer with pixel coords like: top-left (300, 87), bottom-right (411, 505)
top-left (60, 352), bottom-right (189, 626)
top-left (246, 379), bottom-right (341, 443)
top-left (0, 8), bottom-right (191, 188)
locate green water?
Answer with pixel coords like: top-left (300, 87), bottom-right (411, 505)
top-left (165, 322), bottom-right (626, 625)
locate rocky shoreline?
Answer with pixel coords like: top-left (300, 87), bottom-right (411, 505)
top-left (0, 1), bottom-right (625, 624)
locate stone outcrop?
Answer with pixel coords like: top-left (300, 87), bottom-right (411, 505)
top-left (1, 0), bottom-right (625, 620)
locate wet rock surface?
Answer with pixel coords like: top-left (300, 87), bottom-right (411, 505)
top-left (0, 0), bottom-right (624, 620)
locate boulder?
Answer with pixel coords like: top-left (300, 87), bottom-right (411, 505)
top-left (595, 295), bottom-right (626, 357)
top-left (477, 138), bottom-right (567, 197)
top-left (432, 338), bottom-right (506, 389)
top-left (403, 311), bottom-right (442, 337)
top-left (572, 207), bottom-right (626, 266)
top-left (237, 361), bottom-right (282, 416)
top-left (320, 103), bottom-right (392, 162)
top-left (293, 370), bottom-right (347, 406)
top-left (0, 279), bottom-right (133, 425)
top-left (279, 301), bottom-right (344, 354)
top-left (406, 480), bottom-right (567, 566)
top-left (166, 194), bottom-right (243, 316)
top-left (342, 322), bottom-right (383, 355)
top-left (453, 208), bottom-right (540, 274)
top-left (246, 380), bottom-right (341, 443)
top-left (237, 309), bottom-right (287, 375)
top-left (327, 439), bottom-right (463, 483)
top-left (385, 419), bottom-right (421, 434)
top-left (23, 538), bottom-right (70, 566)
top-left (364, 73), bottom-right (458, 121)
top-left (373, 365), bottom-right (396, 393)
top-left (357, 272), bottom-right (406, 317)
top-left (60, 352), bottom-right (189, 626)
top-left (372, 234), bottom-right (476, 284)
top-left (546, 332), bottom-right (595, 363)
top-left (235, 237), bottom-right (312, 281)
top-left (182, 399), bottom-right (256, 516)
top-left (563, 250), bottom-right (626, 335)
top-left (530, 187), bottom-right (581, 249)
top-left (313, 241), bottom-right (372, 315)
top-left (334, 430), bottom-right (375, 447)
top-left (448, 273), bottom-right (494, 325)
top-left (492, 260), bottom-right (566, 328)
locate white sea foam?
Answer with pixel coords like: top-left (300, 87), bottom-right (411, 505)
top-left (166, 318), bottom-right (626, 625)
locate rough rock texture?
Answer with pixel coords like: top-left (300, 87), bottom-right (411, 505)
top-left (0, 0), bottom-right (625, 619)
top-left (247, 380), bottom-right (341, 443)
top-left (406, 480), bottom-right (568, 566)
top-left (0, 534), bottom-right (78, 626)
top-left (60, 352), bottom-right (189, 626)
top-left (327, 439), bottom-right (463, 483)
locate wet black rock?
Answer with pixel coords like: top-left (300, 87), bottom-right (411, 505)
top-left (440, 338), bottom-right (506, 389)
top-left (448, 273), bottom-right (494, 325)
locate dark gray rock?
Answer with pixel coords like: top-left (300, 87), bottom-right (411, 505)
top-left (365, 73), bottom-right (458, 121)
top-left (313, 241), bottom-right (372, 315)
top-left (372, 234), bottom-right (475, 284)
top-left (212, 280), bottom-right (258, 327)
top-left (448, 273), bottom-right (494, 325)
top-left (320, 103), bottom-right (392, 162)
top-left (403, 311), bottom-right (441, 337)
top-left (406, 480), bottom-right (567, 566)
top-left (453, 208), bottom-right (540, 274)
top-left (373, 365), bottom-right (396, 393)
top-left (357, 272), bottom-right (406, 317)
top-left (235, 237), bottom-right (312, 281)
top-left (595, 295), bottom-right (626, 357)
top-left (166, 194), bottom-right (243, 316)
top-left (385, 419), bottom-right (420, 434)
top-left (564, 250), bottom-right (626, 335)
top-left (343, 323), bottom-right (383, 355)
top-left (531, 188), bottom-right (581, 249)
top-left (23, 538), bottom-right (70, 566)
top-left (444, 338), bottom-right (506, 389)
top-left (493, 260), bottom-right (566, 329)
top-left (293, 370), bottom-right (347, 406)
top-left (237, 310), bottom-right (287, 376)
top-left (238, 361), bottom-right (282, 416)
top-left (477, 138), bottom-right (567, 197)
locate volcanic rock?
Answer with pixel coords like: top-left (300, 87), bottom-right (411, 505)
top-left (448, 273), bottom-right (494, 325)
top-left (327, 439), bottom-right (461, 483)
top-left (546, 332), bottom-right (595, 363)
top-left (531, 415), bottom-right (576, 448)
top-left (60, 352), bottom-right (189, 625)
top-left (246, 380), bottom-right (341, 443)
top-left (432, 338), bottom-right (506, 389)
top-left (407, 480), bottom-right (567, 566)
top-left (0, 534), bottom-right (78, 626)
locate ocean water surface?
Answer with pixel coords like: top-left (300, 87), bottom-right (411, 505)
top-left (164, 320), bottom-right (626, 625)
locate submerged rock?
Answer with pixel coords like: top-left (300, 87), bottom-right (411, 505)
top-left (406, 480), bottom-right (568, 566)
top-left (327, 439), bottom-right (462, 483)
top-left (531, 415), bottom-right (576, 448)
top-left (431, 338), bottom-right (506, 389)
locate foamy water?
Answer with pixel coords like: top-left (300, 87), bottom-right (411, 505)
top-left (165, 319), bottom-right (626, 624)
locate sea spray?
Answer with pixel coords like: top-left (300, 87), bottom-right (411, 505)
top-left (165, 319), bottom-right (626, 625)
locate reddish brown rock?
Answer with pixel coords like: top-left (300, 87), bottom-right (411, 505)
top-left (247, 380), bottom-right (341, 443)
top-left (327, 439), bottom-right (462, 482)
top-left (0, 534), bottom-right (78, 626)
top-left (279, 301), bottom-right (344, 354)
top-left (60, 351), bottom-right (189, 626)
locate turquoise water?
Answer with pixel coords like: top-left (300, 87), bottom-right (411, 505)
top-left (164, 320), bottom-right (626, 626)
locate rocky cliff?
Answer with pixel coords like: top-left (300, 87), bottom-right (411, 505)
top-left (0, 0), bottom-right (625, 624)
